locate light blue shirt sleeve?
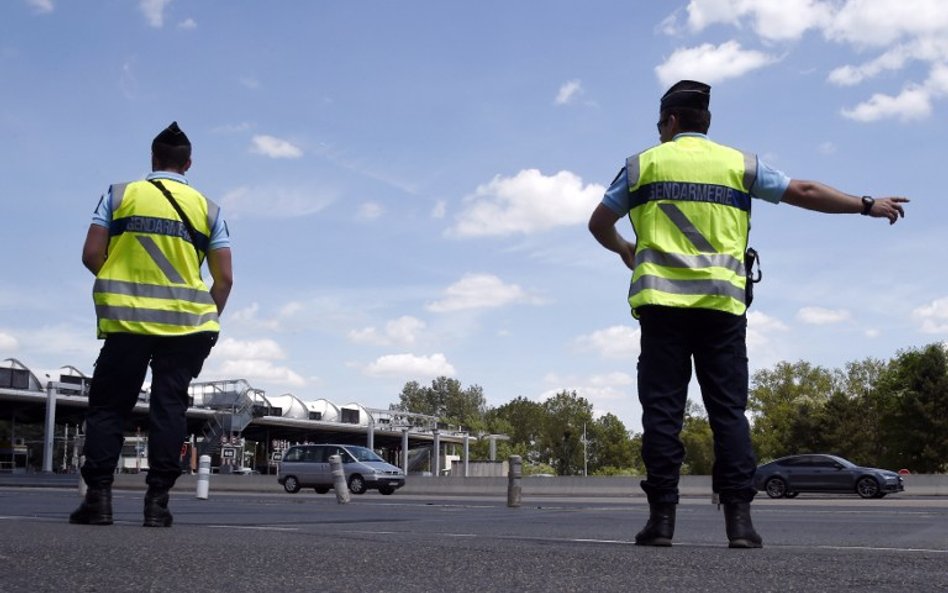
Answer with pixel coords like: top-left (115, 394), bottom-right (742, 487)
top-left (750, 158), bottom-right (791, 204)
top-left (208, 211), bottom-right (231, 250)
top-left (601, 167), bottom-right (631, 214)
top-left (91, 187), bottom-right (113, 227)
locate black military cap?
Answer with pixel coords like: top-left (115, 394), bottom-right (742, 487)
top-left (660, 80), bottom-right (711, 110)
top-left (152, 121), bottom-right (191, 148)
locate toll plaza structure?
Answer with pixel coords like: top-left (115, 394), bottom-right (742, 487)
top-left (0, 357), bottom-right (506, 478)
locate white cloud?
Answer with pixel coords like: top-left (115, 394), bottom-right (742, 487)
top-left (796, 306), bottom-right (852, 325)
top-left (746, 310), bottom-right (789, 349)
top-left (913, 296), bottom-right (948, 334)
top-left (207, 337), bottom-right (304, 387)
top-left (250, 134), bottom-right (303, 159)
top-left (26, 0), bottom-right (54, 14)
top-left (221, 185), bottom-right (335, 219)
top-left (140, 0), bottom-right (172, 28)
top-left (817, 141), bottom-right (837, 155)
top-left (841, 85), bottom-right (932, 122)
top-left (555, 79), bottom-right (583, 105)
top-left (826, 0), bottom-right (948, 47)
top-left (431, 200), bottom-right (447, 219)
top-left (213, 337), bottom-right (286, 361)
top-left (450, 169), bottom-right (603, 237)
top-left (349, 316), bottom-right (426, 347)
top-left (363, 353), bottom-right (455, 379)
top-left (357, 202), bottom-right (383, 221)
top-left (576, 325), bottom-right (641, 360)
top-left (655, 41), bottom-right (778, 87)
top-left (426, 274), bottom-right (541, 313)
top-left (668, 1), bottom-right (948, 122)
top-left (177, 17), bottom-right (196, 30)
top-left (0, 331), bottom-right (19, 351)
top-left (682, 0), bottom-right (831, 42)
top-left (215, 359), bottom-right (305, 387)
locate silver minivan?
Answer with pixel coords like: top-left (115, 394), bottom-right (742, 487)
top-left (277, 444), bottom-right (406, 495)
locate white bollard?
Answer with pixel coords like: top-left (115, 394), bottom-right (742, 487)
top-left (329, 454), bottom-right (350, 504)
top-left (196, 454), bottom-right (211, 500)
top-left (507, 455), bottom-right (522, 508)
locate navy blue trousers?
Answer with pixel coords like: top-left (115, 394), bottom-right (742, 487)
top-left (637, 306), bottom-right (756, 504)
top-left (81, 332), bottom-right (216, 490)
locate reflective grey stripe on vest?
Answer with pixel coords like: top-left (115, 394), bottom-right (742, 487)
top-left (658, 203), bottom-right (716, 252)
top-left (742, 151), bottom-right (758, 192)
top-left (95, 304), bottom-right (219, 328)
top-left (94, 279), bottom-right (216, 305)
top-left (135, 236), bottom-right (186, 285)
top-left (109, 183), bottom-right (128, 211)
top-left (625, 153), bottom-right (642, 190)
top-left (206, 199), bottom-right (219, 235)
top-left (635, 248), bottom-right (745, 276)
top-left (629, 275), bottom-right (745, 303)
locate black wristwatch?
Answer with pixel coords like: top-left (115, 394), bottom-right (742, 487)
top-left (860, 195), bottom-right (875, 215)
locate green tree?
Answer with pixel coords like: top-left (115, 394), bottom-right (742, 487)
top-left (587, 413), bottom-right (637, 473)
top-left (811, 358), bottom-right (888, 464)
top-left (749, 361), bottom-right (835, 460)
top-left (392, 377), bottom-right (487, 433)
top-left (540, 390), bottom-right (594, 475)
top-left (679, 400), bottom-right (714, 475)
top-left (875, 343), bottom-right (948, 472)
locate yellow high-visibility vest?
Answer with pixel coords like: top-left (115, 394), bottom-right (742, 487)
top-left (93, 179), bottom-right (221, 337)
top-left (626, 135), bottom-right (756, 316)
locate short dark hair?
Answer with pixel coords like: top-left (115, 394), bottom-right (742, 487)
top-left (663, 107), bottom-right (711, 134)
top-left (152, 142), bottom-right (191, 170)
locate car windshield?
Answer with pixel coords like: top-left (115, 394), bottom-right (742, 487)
top-left (345, 446), bottom-right (385, 463)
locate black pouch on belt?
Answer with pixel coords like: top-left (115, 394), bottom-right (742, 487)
top-left (745, 247), bottom-right (762, 307)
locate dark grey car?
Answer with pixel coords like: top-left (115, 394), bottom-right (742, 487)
top-left (754, 454), bottom-right (904, 499)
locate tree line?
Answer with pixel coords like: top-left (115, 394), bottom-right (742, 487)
top-left (391, 342), bottom-right (948, 475)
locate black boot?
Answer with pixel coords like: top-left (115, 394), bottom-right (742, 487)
top-left (635, 502), bottom-right (676, 546)
top-left (724, 502), bottom-right (763, 548)
top-left (143, 488), bottom-right (173, 527)
top-left (69, 486), bottom-right (113, 525)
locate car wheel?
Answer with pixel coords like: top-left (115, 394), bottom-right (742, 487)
top-left (348, 474), bottom-right (367, 495)
top-left (856, 476), bottom-right (881, 499)
top-left (283, 476), bottom-right (301, 494)
top-left (764, 477), bottom-right (787, 499)
top-left (314, 486), bottom-right (329, 494)
top-left (378, 485), bottom-right (395, 495)
top-left (785, 491), bottom-right (800, 498)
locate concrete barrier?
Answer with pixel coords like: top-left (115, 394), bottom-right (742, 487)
top-left (3, 472), bottom-right (946, 496)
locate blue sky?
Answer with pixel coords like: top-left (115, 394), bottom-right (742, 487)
top-left (2, 0), bottom-right (946, 433)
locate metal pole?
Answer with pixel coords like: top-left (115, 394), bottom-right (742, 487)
top-left (507, 455), bottom-right (522, 507)
top-left (367, 417), bottom-right (374, 450)
top-left (401, 429), bottom-right (409, 474)
top-left (463, 435), bottom-right (470, 478)
top-left (583, 422), bottom-right (588, 477)
top-left (329, 454), bottom-right (350, 504)
top-left (42, 381), bottom-right (57, 473)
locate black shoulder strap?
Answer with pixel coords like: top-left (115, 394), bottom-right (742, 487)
top-left (148, 179), bottom-right (203, 264)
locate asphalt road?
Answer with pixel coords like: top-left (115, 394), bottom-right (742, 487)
top-left (1, 488), bottom-right (946, 593)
